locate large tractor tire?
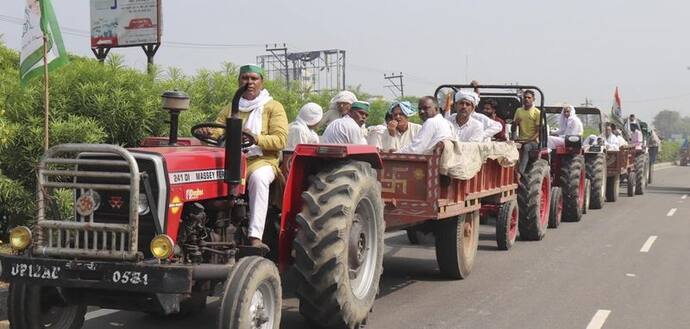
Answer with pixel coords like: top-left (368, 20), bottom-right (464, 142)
top-left (8, 283), bottom-right (87, 329)
top-left (560, 155), bottom-right (586, 222)
top-left (435, 210), bottom-right (480, 279)
top-left (606, 175), bottom-right (620, 202)
top-left (495, 200), bottom-right (518, 251)
top-left (635, 153), bottom-right (648, 195)
top-left (293, 160), bottom-right (384, 329)
top-left (218, 256), bottom-right (282, 329)
top-left (517, 159), bottom-right (550, 241)
top-left (586, 153), bottom-right (606, 209)
top-left (627, 170), bottom-right (635, 197)
top-left (548, 187), bottom-right (563, 229)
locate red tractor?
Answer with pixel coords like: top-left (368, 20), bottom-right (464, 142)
top-left (1, 85), bottom-right (520, 329)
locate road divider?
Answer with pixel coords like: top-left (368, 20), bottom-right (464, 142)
top-left (640, 236), bottom-right (658, 253)
top-left (586, 309), bottom-right (611, 329)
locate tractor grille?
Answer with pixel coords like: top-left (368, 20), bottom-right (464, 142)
top-left (35, 144), bottom-right (146, 261)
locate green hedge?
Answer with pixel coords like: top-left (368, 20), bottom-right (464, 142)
top-left (658, 140), bottom-right (680, 163)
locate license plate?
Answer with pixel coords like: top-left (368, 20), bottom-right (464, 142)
top-left (8, 262), bottom-right (61, 280)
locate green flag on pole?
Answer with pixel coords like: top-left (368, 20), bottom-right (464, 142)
top-left (20, 0), bottom-right (69, 86)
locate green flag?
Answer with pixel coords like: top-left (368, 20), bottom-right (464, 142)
top-left (20, 0), bottom-right (69, 86)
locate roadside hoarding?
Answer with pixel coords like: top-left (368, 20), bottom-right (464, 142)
top-left (90, 0), bottom-right (161, 48)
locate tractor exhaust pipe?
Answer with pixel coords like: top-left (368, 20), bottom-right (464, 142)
top-left (225, 84), bottom-right (248, 187)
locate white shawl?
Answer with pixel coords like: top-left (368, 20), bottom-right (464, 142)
top-left (238, 89), bottom-right (272, 157)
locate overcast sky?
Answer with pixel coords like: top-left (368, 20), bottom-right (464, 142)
top-left (2, 0), bottom-right (690, 122)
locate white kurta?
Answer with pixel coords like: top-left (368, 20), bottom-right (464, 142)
top-left (556, 116), bottom-right (584, 136)
top-left (471, 112), bottom-right (503, 141)
top-left (381, 122), bottom-right (422, 151)
top-left (322, 115), bottom-right (367, 145)
top-left (366, 124), bottom-right (387, 148)
top-left (604, 133), bottom-right (621, 151)
top-left (397, 114), bottom-right (453, 154)
top-left (286, 120), bottom-right (319, 151)
top-left (448, 114), bottom-right (485, 142)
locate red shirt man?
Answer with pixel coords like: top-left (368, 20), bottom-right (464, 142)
top-left (482, 99), bottom-right (507, 141)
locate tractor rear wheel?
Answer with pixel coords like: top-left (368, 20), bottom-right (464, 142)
top-left (435, 210), bottom-right (480, 279)
top-left (8, 283), bottom-right (86, 329)
top-left (586, 153), bottom-right (606, 209)
top-left (496, 200), bottom-right (518, 251)
top-left (218, 256), bottom-right (281, 329)
top-left (606, 175), bottom-right (620, 202)
top-left (561, 155), bottom-right (585, 222)
top-left (635, 153), bottom-right (648, 195)
top-left (517, 159), bottom-right (550, 241)
top-left (548, 187), bottom-right (563, 229)
top-left (293, 160), bottom-right (384, 329)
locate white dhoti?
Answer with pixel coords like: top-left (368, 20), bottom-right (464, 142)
top-left (547, 135), bottom-right (565, 149)
top-left (247, 165), bottom-right (276, 240)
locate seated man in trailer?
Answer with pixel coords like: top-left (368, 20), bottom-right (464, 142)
top-left (602, 123), bottom-right (621, 151)
top-left (481, 99), bottom-right (508, 141)
top-left (397, 96), bottom-right (454, 154)
top-left (448, 91), bottom-right (485, 142)
top-left (380, 101), bottom-right (422, 152)
top-left (322, 101), bottom-right (370, 145)
top-left (286, 102), bottom-right (323, 151)
top-left (444, 90), bottom-right (502, 141)
top-left (317, 90), bottom-right (358, 131)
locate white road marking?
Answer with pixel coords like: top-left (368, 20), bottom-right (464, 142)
top-left (384, 231), bottom-right (405, 240)
top-left (640, 235), bottom-right (658, 253)
top-left (586, 309), bottom-right (611, 329)
top-left (667, 208), bottom-right (677, 217)
top-left (682, 194), bottom-right (688, 200)
top-left (625, 273), bottom-right (636, 277)
top-left (84, 309), bottom-right (120, 320)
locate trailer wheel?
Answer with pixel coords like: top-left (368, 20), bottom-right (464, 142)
top-left (635, 153), bottom-right (647, 195)
top-left (586, 153), bottom-right (606, 209)
top-left (218, 256), bottom-right (281, 329)
top-left (627, 170), bottom-right (635, 197)
top-left (496, 200), bottom-right (518, 250)
top-left (548, 187), bottom-right (563, 229)
top-left (561, 155), bottom-right (585, 222)
top-left (8, 283), bottom-right (86, 329)
top-left (606, 175), bottom-right (620, 202)
top-left (435, 210), bottom-right (480, 279)
top-left (517, 159), bottom-right (550, 241)
top-left (293, 160), bottom-right (384, 329)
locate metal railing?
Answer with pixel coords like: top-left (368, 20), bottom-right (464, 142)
top-left (35, 144), bottom-right (141, 261)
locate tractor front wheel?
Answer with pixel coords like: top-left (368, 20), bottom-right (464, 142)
top-left (635, 153), bottom-right (648, 195)
top-left (8, 283), bottom-right (86, 329)
top-left (586, 153), bottom-right (606, 209)
top-left (496, 200), bottom-right (519, 250)
top-left (548, 187), bottom-right (563, 229)
top-left (606, 175), bottom-right (620, 202)
top-left (293, 160), bottom-right (384, 329)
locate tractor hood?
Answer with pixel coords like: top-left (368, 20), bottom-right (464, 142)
top-left (130, 146), bottom-right (226, 173)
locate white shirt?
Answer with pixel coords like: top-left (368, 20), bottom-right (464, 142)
top-left (556, 116), bottom-right (584, 136)
top-left (448, 114), bottom-right (485, 142)
top-left (471, 112), bottom-right (503, 141)
top-left (322, 115), bottom-right (367, 145)
top-left (604, 133), bottom-right (621, 151)
top-left (381, 122), bottom-right (422, 151)
top-left (397, 113), bottom-right (454, 154)
top-left (286, 120), bottom-right (319, 151)
top-left (616, 134), bottom-right (628, 146)
top-left (366, 124), bottom-right (387, 148)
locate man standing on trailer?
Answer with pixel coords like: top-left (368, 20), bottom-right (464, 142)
top-left (322, 101), bottom-right (370, 145)
top-left (209, 64), bottom-right (288, 251)
top-left (512, 90), bottom-right (541, 174)
top-left (448, 92), bottom-right (484, 142)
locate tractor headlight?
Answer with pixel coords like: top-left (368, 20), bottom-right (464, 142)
top-left (150, 234), bottom-right (174, 259)
top-left (9, 226), bottom-right (32, 251)
top-left (138, 193), bottom-right (150, 215)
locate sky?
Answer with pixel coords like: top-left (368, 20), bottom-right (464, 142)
top-left (2, 0), bottom-right (690, 122)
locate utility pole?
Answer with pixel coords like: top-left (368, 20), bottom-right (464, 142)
top-left (384, 72), bottom-right (404, 98)
top-left (581, 97), bottom-right (593, 107)
top-left (265, 43), bottom-right (289, 89)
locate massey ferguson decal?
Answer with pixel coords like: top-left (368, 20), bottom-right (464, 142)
top-left (185, 188), bottom-right (204, 200)
top-left (169, 169), bottom-right (225, 185)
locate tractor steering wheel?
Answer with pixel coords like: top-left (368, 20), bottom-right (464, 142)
top-left (191, 123), bottom-right (256, 148)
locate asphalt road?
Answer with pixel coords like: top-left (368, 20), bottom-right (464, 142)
top-left (82, 164), bottom-right (690, 329)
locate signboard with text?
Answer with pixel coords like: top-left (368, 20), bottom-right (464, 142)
top-left (90, 0), bottom-right (161, 48)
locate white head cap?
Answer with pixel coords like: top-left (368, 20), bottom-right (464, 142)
top-left (298, 102), bottom-right (323, 126)
top-left (454, 90), bottom-right (480, 106)
top-left (329, 90), bottom-right (358, 108)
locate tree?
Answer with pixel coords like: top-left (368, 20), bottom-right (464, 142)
top-left (653, 110), bottom-right (681, 138)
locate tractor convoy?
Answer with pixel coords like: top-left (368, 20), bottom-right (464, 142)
top-left (0, 84), bottom-right (656, 329)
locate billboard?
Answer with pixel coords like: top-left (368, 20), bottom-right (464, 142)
top-left (90, 0), bottom-right (161, 48)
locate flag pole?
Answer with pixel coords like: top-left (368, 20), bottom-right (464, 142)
top-left (43, 34), bottom-right (49, 151)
